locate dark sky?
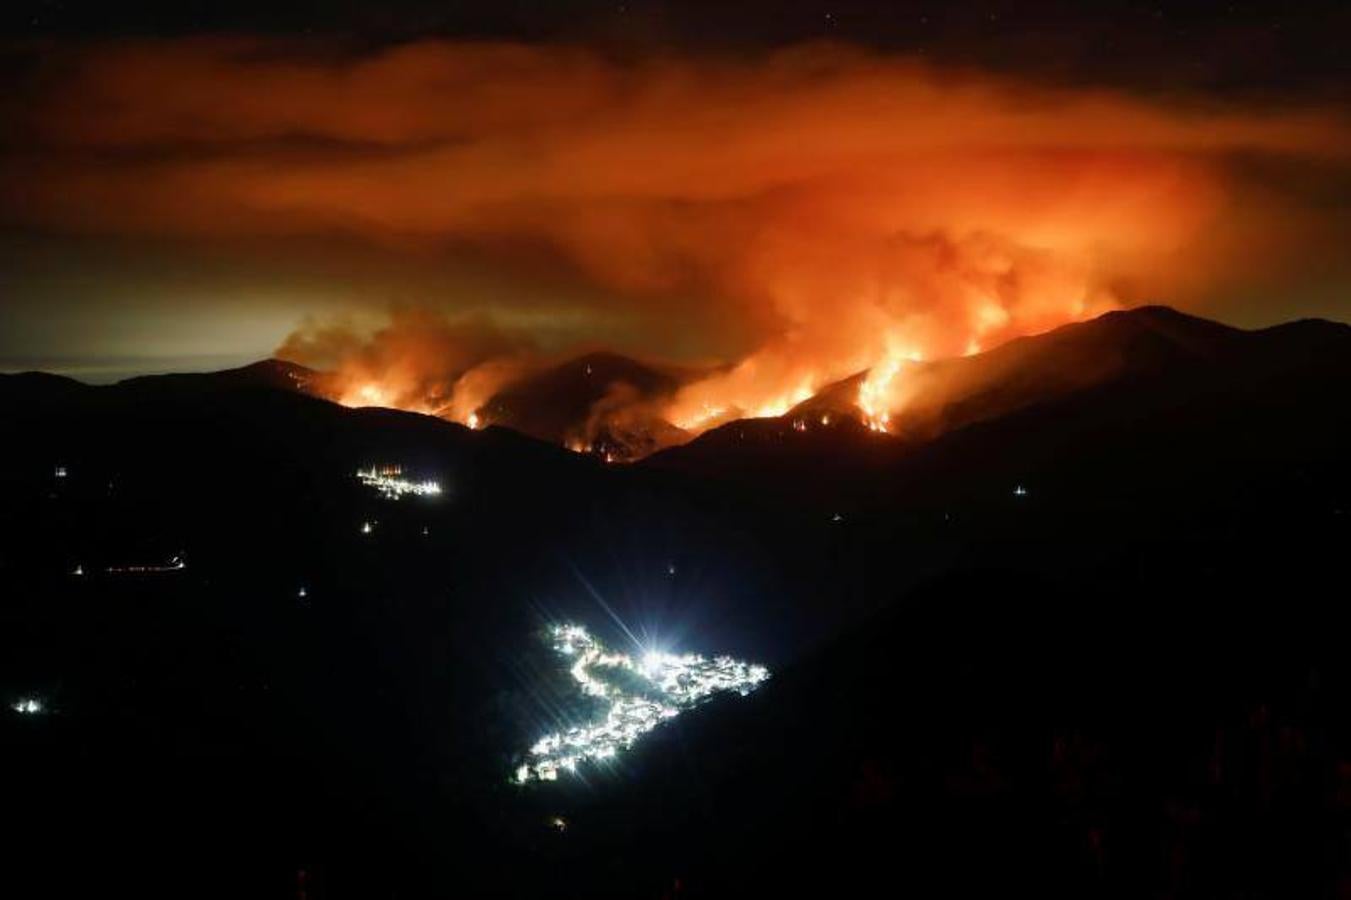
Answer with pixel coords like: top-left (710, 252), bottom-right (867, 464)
top-left (7, 0), bottom-right (1345, 95)
top-left (1, 1), bottom-right (1347, 381)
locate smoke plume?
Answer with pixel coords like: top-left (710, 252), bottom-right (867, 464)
top-left (4, 39), bottom-right (1346, 441)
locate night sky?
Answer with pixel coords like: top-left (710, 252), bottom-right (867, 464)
top-left (2, 1), bottom-right (1347, 381)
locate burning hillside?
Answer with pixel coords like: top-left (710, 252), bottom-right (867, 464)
top-left (290, 303), bottom-right (1117, 460)
top-left (284, 304), bottom-right (1319, 464)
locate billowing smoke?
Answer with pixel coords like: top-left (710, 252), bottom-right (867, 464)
top-left (4, 39), bottom-right (1346, 445)
top-left (277, 307), bottom-right (534, 415)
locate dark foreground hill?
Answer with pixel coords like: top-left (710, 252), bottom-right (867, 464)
top-left (1, 306), bottom-right (1348, 898)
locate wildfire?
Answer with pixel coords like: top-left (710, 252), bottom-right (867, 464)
top-left (348, 384), bottom-right (388, 408)
top-left (855, 343), bottom-right (926, 433)
top-left (673, 403), bottom-right (730, 433)
top-left (666, 366), bottom-right (824, 433)
top-left (855, 359), bottom-right (896, 432)
top-left (239, 41), bottom-right (1279, 452)
top-left (750, 381), bottom-right (818, 420)
top-left (0, 38), bottom-right (1336, 454)
top-left (336, 378), bottom-right (439, 415)
top-left (309, 292), bottom-right (1106, 454)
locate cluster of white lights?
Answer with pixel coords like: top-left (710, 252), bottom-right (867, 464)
top-left (356, 467), bottom-right (442, 500)
top-left (513, 623), bottom-right (769, 783)
top-left (106, 555), bottom-right (186, 575)
top-left (11, 698), bottom-right (44, 715)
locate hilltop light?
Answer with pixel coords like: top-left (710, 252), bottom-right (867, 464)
top-left (512, 624), bottom-right (768, 784)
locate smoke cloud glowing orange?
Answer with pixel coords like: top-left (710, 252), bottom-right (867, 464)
top-left (5, 40), bottom-right (1346, 447)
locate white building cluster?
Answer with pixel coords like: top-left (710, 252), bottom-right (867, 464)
top-left (514, 623), bottom-right (769, 783)
top-left (356, 466), bottom-right (442, 500)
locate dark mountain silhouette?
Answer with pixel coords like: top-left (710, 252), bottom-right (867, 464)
top-left (2, 305), bottom-right (1348, 898)
top-left (0, 370), bottom-right (90, 407)
top-left (479, 351), bottom-right (697, 458)
top-left (116, 358), bottom-right (319, 394)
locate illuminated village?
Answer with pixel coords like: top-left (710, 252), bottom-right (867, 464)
top-left (514, 624), bottom-right (769, 783)
top-left (356, 465), bottom-right (443, 500)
